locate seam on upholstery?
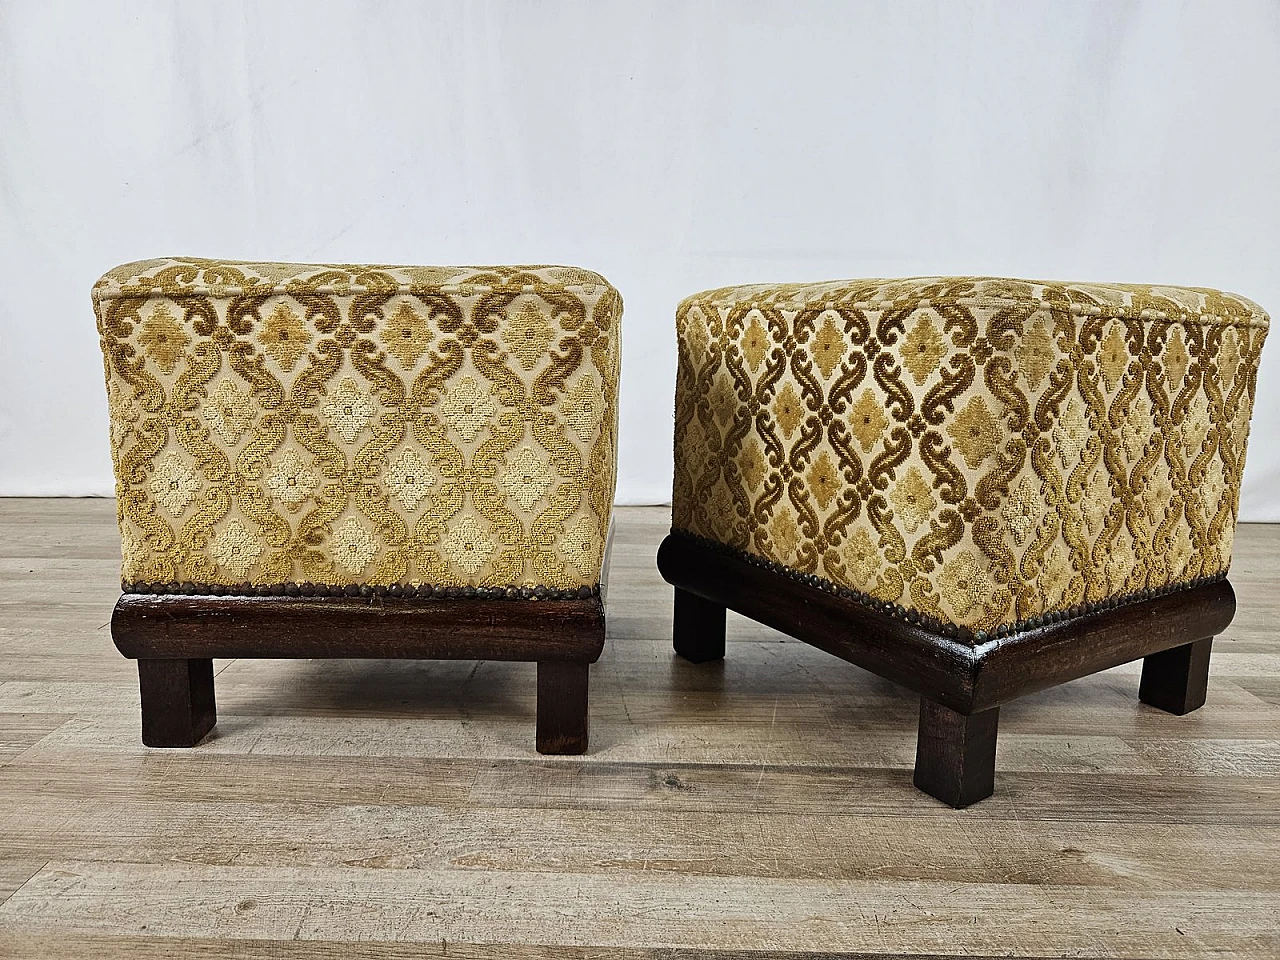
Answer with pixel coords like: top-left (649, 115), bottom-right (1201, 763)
top-left (94, 282), bottom-right (617, 303)
top-left (683, 295), bottom-right (1269, 331)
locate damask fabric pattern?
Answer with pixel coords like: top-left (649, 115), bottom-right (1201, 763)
top-left (672, 277), bottom-right (1269, 637)
top-left (95, 258), bottom-right (621, 592)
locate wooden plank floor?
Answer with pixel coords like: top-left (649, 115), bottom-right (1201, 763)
top-left (0, 499), bottom-right (1277, 959)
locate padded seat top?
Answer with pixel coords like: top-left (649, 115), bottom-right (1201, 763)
top-left (94, 258), bottom-right (617, 301)
top-left (680, 276), bottom-right (1268, 330)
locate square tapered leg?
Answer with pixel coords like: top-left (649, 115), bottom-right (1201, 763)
top-left (673, 587), bottom-right (726, 663)
top-left (536, 660), bottom-right (590, 754)
top-left (1140, 637), bottom-right (1213, 715)
top-left (138, 658), bottom-right (217, 747)
top-left (913, 698), bottom-right (999, 809)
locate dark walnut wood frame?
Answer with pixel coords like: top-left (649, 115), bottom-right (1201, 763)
top-left (112, 539), bottom-right (613, 756)
top-left (657, 530), bottom-right (1235, 808)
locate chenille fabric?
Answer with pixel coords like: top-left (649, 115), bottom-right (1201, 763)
top-left (672, 277), bottom-right (1268, 634)
top-left (95, 258), bottom-right (621, 591)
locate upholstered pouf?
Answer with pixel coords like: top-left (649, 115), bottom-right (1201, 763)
top-left (96, 258), bottom-right (621, 753)
top-left (657, 276), bottom-right (1268, 806)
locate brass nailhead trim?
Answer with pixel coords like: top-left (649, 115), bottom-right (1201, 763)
top-left (122, 581), bottom-right (599, 602)
top-left (670, 528), bottom-right (1226, 645)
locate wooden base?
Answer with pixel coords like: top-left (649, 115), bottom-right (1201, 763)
top-left (914, 699), bottom-right (999, 808)
top-left (1140, 637), bottom-right (1213, 715)
top-left (114, 590), bottom-right (606, 753)
top-left (672, 587), bottom-right (726, 663)
top-left (137, 658), bottom-right (216, 747)
top-left (658, 530), bottom-right (1236, 808)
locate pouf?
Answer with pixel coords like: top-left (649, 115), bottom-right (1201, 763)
top-left (657, 276), bottom-right (1268, 806)
top-left (95, 257), bottom-right (621, 753)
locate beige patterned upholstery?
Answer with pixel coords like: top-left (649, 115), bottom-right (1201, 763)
top-left (672, 277), bottom-right (1268, 636)
top-left (95, 258), bottom-right (621, 594)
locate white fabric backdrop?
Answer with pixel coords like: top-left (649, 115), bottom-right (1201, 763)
top-left (1, 0), bottom-right (1277, 517)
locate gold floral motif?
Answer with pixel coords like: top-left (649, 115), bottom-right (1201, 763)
top-left (1202, 457), bottom-right (1228, 515)
top-left (1142, 468), bottom-right (1175, 525)
top-left (773, 381), bottom-right (804, 439)
top-left (332, 517), bottom-right (378, 574)
top-left (257, 302), bottom-right (310, 371)
top-left (385, 448), bottom-right (435, 511)
top-left (1104, 537), bottom-right (1136, 592)
top-left (137, 305), bottom-right (189, 374)
top-left (1098, 322), bottom-right (1129, 390)
top-left (503, 300), bottom-right (554, 369)
top-left (901, 313), bottom-right (946, 384)
top-left (1081, 471), bottom-right (1111, 536)
top-left (1219, 328), bottom-right (1241, 388)
top-left (149, 453), bottom-right (200, 517)
top-left (672, 275), bottom-right (1267, 633)
top-left (1177, 392), bottom-right (1212, 457)
top-left (501, 446), bottom-right (555, 511)
top-left (807, 451), bottom-right (840, 510)
top-left (946, 396), bottom-right (1003, 470)
top-left (108, 380), bottom-right (139, 450)
top-left (889, 466), bottom-right (936, 533)
top-left (383, 301), bottom-right (433, 368)
top-left (1001, 477), bottom-right (1039, 545)
top-left (741, 316), bottom-right (770, 373)
top-left (1164, 329), bottom-right (1190, 387)
top-left (1039, 545), bottom-right (1070, 604)
top-left (95, 258), bottom-right (622, 591)
top-left (440, 376), bottom-right (496, 443)
top-left (1168, 526), bottom-right (1193, 574)
top-left (560, 375), bottom-right (600, 442)
top-left (322, 378), bottom-right (376, 444)
top-left (203, 380), bottom-right (254, 445)
top-left (708, 376), bottom-right (737, 426)
top-left (1041, 545), bottom-right (1071, 605)
top-left (265, 450), bottom-right (320, 509)
top-left (1118, 398), bottom-right (1154, 462)
top-left (212, 519), bottom-right (262, 578)
top-left (1015, 318), bottom-right (1055, 389)
top-left (810, 315), bottom-right (845, 379)
top-left (440, 516), bottom-right (496, 575)
top-left (938, 551), bottom-right (994, 621)
top-left (842, 528), bottom-right (881, 586)
top-left (562, 516), bottom-right (598, 575)
top-left (683, 309), bottom-right (710, 363)
top-left (738, 437), bottom-right (766, 490)
top-left (1053, 396), bottom-right (1090, 468)
top-left (769, 510), bottom-right (800, 562)
top-left (849, 389), bottom-right (888, 452)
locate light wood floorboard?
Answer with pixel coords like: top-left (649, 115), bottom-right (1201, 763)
top-left (0, 499), bottom-right (1276, 958)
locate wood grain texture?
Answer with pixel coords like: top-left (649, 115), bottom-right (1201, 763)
top-left (913, 699), bottom-right (999, 808)
top-left (0, 499), bottom-right (1277, 958)
top-left (534, 660), bottom-right (590, 754)
top-left (113, 593), bottom-right (606, 662)
top-left (657, 531), bottom-right (1235, 713)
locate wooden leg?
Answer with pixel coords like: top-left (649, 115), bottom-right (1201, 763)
top-left (913, 698), bottom-right (999, 809)
top-left (137, 658), bottom-right (216, 748)
top-left (536, 661), bottom-right (590, 755)
top-left (1140, 637), bottom-right (1213, 715)
top-left (672, 587), bottom-right (726, 663)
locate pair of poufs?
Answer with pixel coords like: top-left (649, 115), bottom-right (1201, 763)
top-left (95, 258), bottom-right (1268, 807)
